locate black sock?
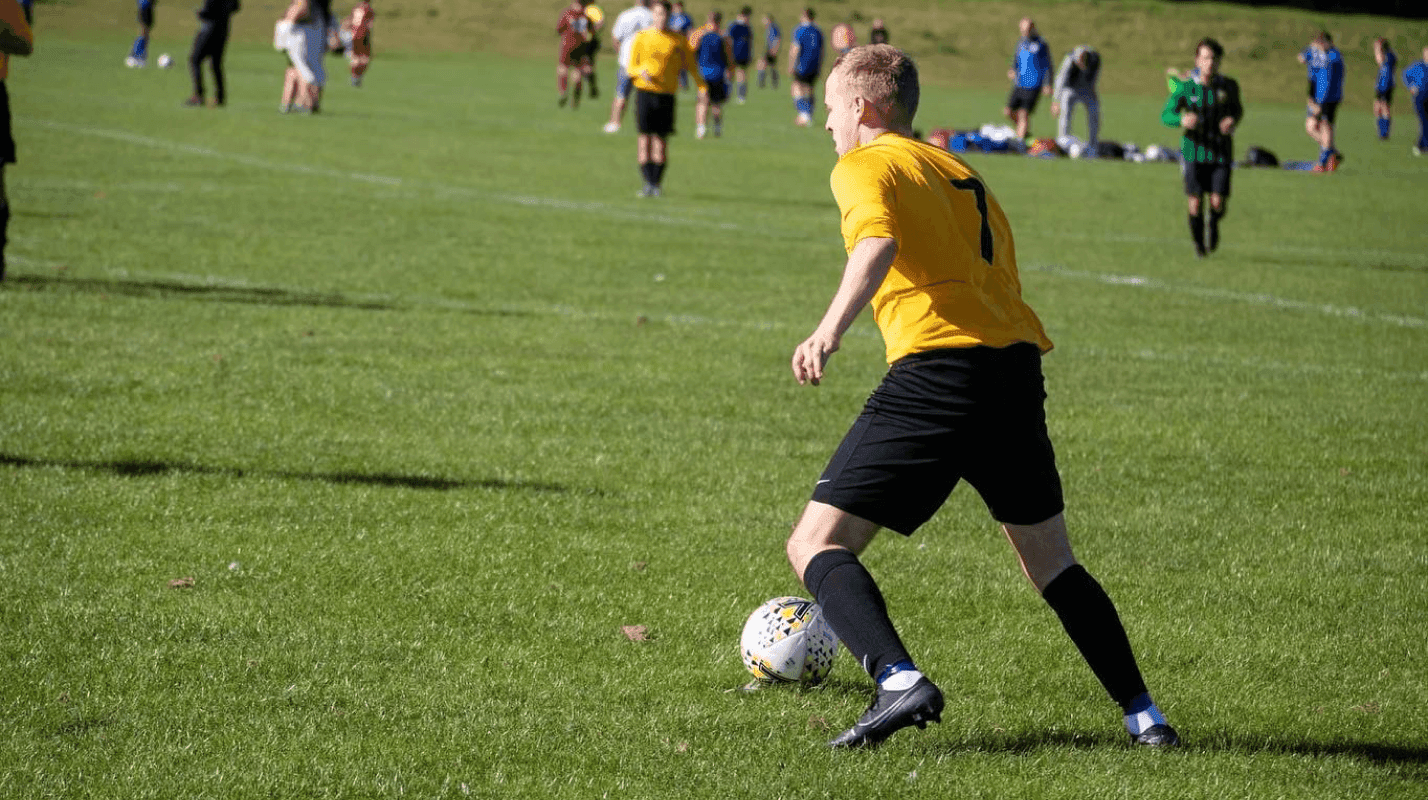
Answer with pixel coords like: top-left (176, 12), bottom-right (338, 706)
top-left (0, 201), bottom-right (9, 281)
top-left (1208, 208), bottom-right (1224, 252)
top-left (1188, 213), bottom-right (1206, 255)
top-left (639, 161), bottom-right (654, 185)
top-left (652, 161), bottom-right (666, 186)
top-left (1041, 564), bottom-right (1149, 712)
top-left (803, 549), bottom-right (911, 680)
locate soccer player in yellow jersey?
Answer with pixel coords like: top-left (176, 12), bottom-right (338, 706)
top-left (785, 45), bottom-right (1180, 750)
top-left (627, 0), bottom-right (704, 197)
top-left (0, 0), bottom-right (32, 281)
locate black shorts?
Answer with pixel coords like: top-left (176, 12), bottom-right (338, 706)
top-left (793, 68), bottom-right (819, 85)
top-left (763, 51), bottom-right (777, 66)
top-left (811, 344), bottom-right (1065, 534)
top-left (635, 89), bottom-right (676, 136)
top-left (1375, 87), bottom-right (1393, 104)
top-left (1183, 161), bottom-right (1231, 198)
top-left (705, 78), bottom-right (729, 105)
top-left (1006, 86), bottom-right (1041, 113)
top-left (0, 82), bottom-right (14, 165)
top-left (1313, 100), bottom-right (1339, 123)
top-left (734, 57), bottom-right (751, 68)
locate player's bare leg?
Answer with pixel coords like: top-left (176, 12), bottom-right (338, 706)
top-left (557, 63), bottom-right (570, 106)
top-left (734, 66), bottom-right (747, 103)
top-left (695, 94), bottom-right (709, 138)
top-left (280, 66), bottom-right (300, 112)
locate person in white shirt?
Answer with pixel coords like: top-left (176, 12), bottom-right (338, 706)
top-left (1051, 45), bottom-right (1101, 152)
top-left (604, 0), bottom-right (653, 133)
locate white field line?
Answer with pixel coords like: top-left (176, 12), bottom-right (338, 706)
top-left (1028, 265), bottom-right (1428, 329)
top-left (25, 120), bottom-right (1427, 332)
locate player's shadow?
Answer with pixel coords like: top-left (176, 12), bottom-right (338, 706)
top-left (0, 452), bottom-right (575, 494)
top-left (4, 273), bottom-right (537, 317)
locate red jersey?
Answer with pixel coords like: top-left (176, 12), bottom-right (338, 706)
top-left (557, 6), bottom-right (589, 53)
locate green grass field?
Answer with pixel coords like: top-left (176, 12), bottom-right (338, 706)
top-left (2, 2), bottom-right (1427, 797)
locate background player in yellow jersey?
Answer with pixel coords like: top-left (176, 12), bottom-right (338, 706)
top-left (786, 44), bottom-right (1179, 750)
top-left (627, 0), bottom-right (704, 197)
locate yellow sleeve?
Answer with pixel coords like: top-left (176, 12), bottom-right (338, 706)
top-left (683, 40), bottom-right (706, 90)
top-left (831, 153), bottom-right (898, 253)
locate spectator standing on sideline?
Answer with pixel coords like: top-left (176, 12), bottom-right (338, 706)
top-left (868, 18), bottom-right (887, 45)
top-left (627, 0), bottom-right (703, 196)
top-left (727, 6), bottom-right (753, 104)
top-left (788, 7), bottom-right (824, 127)
top-left (183, 0), bottom-right (239, 107)
top-left (1372, 38), bottom-right (1395, 140)
top-left (758, 13), bottom-right (780, 89)
top-left (1302, 31), bottom-right (1345, 171)
top-left (788, 43), bottom-right (1181, 751)
top-left (1004, 17), bottom-right (1052, 141)
top-left (0, 0), bottom-right (29, 282)
top-left (604, 0), bottom-right (653, 133)
top-left (1406, 46), bottom-right (1428, 156)
top-left (1051, 45), bottom-right (1100, 152)
top-left (127, 0), bottom-right (155, 67)
top-left (1161, 37), bottom-right (1242, 258)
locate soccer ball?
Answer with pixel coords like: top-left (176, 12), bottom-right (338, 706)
top-left (739, 596), bottom-right (839, 684)
top-left (157, 54), bottom-right (173, 69)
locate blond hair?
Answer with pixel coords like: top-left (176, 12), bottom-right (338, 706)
top-left (830, 44), bottom-right (920, 126)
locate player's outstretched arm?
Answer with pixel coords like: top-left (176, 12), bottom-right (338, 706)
top-left (791, 237), bottom-right (897, 386)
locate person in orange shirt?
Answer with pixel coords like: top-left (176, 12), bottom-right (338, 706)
top-left (626, 0), bottom-right (703, 196)
top-left (0, 0), bottom-right (32, 281)
top-left (342, 0), bottom-right (374, 87)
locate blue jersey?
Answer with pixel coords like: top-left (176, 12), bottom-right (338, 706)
top-left (1012, 35), bottom-right (1052, 89)
top-left (695, 29), bottom-right (729, 81)
top-left (766, 21), bottom-right (780, 51)
top-left (1377, 50), bottom-right (1397, 93)
top-left (1311, 47), bottom-right (1344, 103)
top-left (728, 20), bottom-right (752, 63)
top-left (792, 23), bottom-right (823, 76)
top-left (670, 11), bottom-right (692, 35)
top-left (1405, 61), bottom-right (1428, 93)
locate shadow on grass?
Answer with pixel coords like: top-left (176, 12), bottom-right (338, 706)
top-left (4, 273), bottom-right (538, 317)
top-left (0, 452), bottom-right (574, 494)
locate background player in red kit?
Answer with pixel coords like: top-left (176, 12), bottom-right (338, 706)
top-left (342, 0), bottom-right (373, 87)
top-left (557, 0), bottom-right (593, 108)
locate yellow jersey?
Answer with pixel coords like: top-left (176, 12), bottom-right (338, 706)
top-left (831, 133), bottom-right (1053, 363)
top-left (628, 28), bottom-right (703, 95)
top-left (0, 0), bottom-right (32, 81)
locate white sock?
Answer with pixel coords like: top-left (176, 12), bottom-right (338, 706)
top-left (1124, 702), bottom-right (1168, 736)
top-left (881, 669), bottom-right (924, 691)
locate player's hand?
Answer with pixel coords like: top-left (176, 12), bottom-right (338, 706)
top-left (1050, 101), bottom-right (1060, 116)
top-left (1219, 116), bottom-right (1235, 135)
top-left (640, 69), bottom-right (653, 83)
top-left (1007, 69), bottom-right (1015, 82)
top-left (1180, 111), bottom-right (1198, 129)
top-left (791, 330), bottom-right (840, 386)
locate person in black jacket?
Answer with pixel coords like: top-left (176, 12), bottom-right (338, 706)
top-left (184, 0), bottom-right (240, 107)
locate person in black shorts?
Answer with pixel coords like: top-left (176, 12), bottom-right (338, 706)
top-left (627, 1), bottom-right (703, 196)
top-left (0, 0), bottom-right (31, 282)
top-left (1161, 38), bottom-right (1242, 257)
top-left (787, 44), bottom-right (1179, 750)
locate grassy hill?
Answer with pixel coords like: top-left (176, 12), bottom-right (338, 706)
top-left (35, 0), bottom-right (1428, 106)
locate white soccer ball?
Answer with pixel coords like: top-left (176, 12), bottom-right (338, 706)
top-left (740, 596), bottom-right (839, 684)
top-left (157, 54), bottom-right (174, 69)
top-left (1145, 144), bottom-right (1164, 161)
top-left (1067, 142), bottom-right (1084, 159)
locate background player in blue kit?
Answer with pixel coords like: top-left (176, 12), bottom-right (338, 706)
top-left (1004, 17), bottom-right (1052, 141)
top-left (1373, 37), bottom-right (1396, 140)
top-left (692, 10), bottom-right (731, 138)
top-left (1303, 31), bottom-right (1345, 171)
top-left (127, 0), bottom-right (155, 67)
top-left (669, 0), bottom-right (691, 89)
top-left (758, 13), bottom-right (780, 90)
top-left (1407, 46), bottom-right (1428, 156)
top-left (788, 7), bottom-right (823, 127)
top-left (727, 6), bottom-right (752, 104)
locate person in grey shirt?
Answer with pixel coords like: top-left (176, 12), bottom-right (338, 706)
top-left (1052, 45), bottom-right (1101, 152)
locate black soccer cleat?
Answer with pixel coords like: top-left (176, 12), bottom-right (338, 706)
top-left (829, 677), bottom-right (944, 749)
top-left (1130, 723), bottom-right (1182, 748)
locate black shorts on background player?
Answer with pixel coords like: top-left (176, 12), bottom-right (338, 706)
top-left (811, 343), bottom-right (1064, 534)
top-left (705, 79), bottom-right (729, 104)
top-left (1375, 87), bottom-right (1393, 104)
top-left (635, 89), bottom-right (676, 136)
top-left (1313, 100), bottom-right (1339, 124)
top-left (793, 69), bottom-right (818, 85)
top-left (0, 82), bottom-right (14, 164)
top-left (1182, 162), bottom-right (1230, 198)
top-left (1006, 86), bottom-right (1040, 113)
